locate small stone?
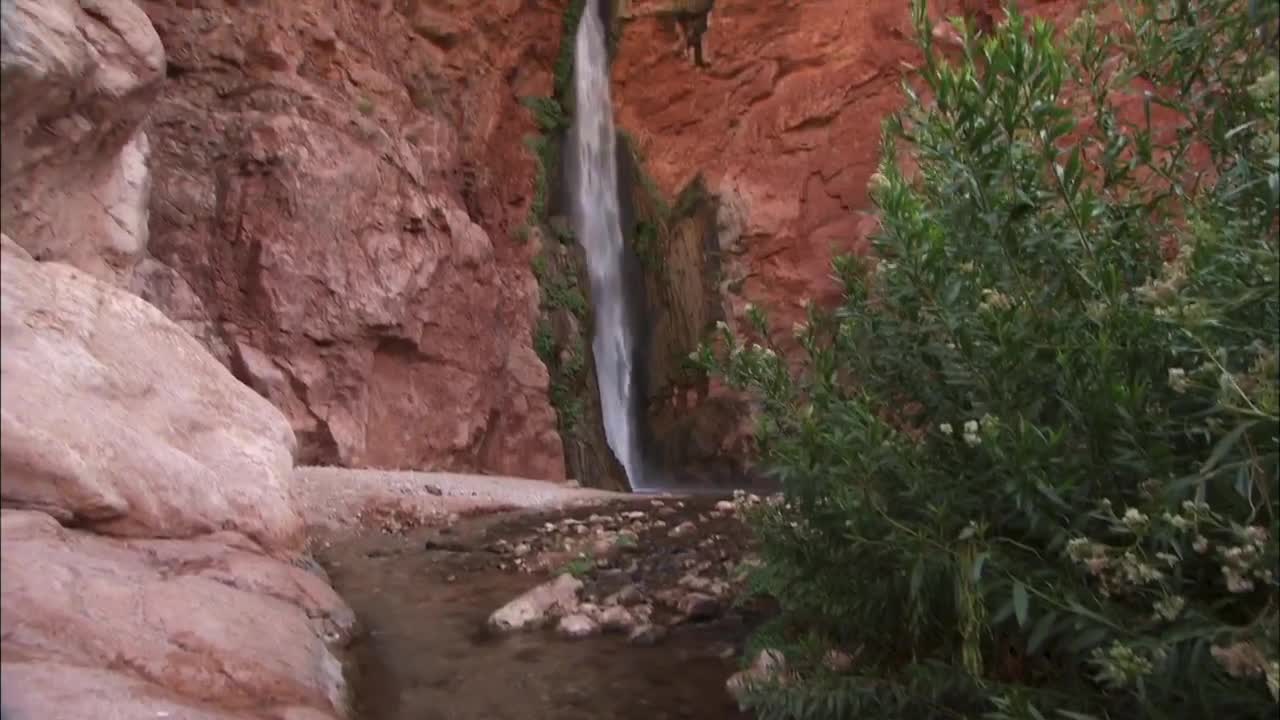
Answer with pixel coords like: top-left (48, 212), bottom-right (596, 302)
top-left (627, 624), bottom-right (667, 646)
top-left (668, 521), bottom-right (696, 538)
top-left (488, 573), bottom-right (583, 632)
top-left (649, 500), bottom-right (666, 508)
top-left (599, 605), bottom-right (635, 633)
top-left (613, 584), bottom-right (645, 607)
top-left (678, 592), bottom-right (720, 621)
top-left (513, 542), bottom-right (531, 558)
top-left (556, 613), bottom-right (599, 639)
top-left (623, 511), bottom-right (646, 520)
top-left (423, 483), bottom-right (444, 496)
top-left (714, 500), bottom-right (735, 513)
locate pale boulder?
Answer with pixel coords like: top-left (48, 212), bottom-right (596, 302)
top-left (488, 573), bottom-right (584, 631)
top-left (0, 237), bottom-right (302, 549)
top-left (0, 510), bottom-right (349, 717)
top-left (0, 0), bottom-right (164, 283)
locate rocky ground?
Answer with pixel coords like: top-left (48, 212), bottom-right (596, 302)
top-left (313, 492), bottom-right (778, 720)
top-left (477, 494), bottom-right (769, 641)
top-left (293, 466), bottom-right (626, 536)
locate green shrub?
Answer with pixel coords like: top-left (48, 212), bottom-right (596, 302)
top-left (522, 96), bottom-right (568, 132)
top-left (698, 1), bottom-right (1279, 718)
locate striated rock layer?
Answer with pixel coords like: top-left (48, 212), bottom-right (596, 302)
top-left (134, 0), bottom-right (569, 479)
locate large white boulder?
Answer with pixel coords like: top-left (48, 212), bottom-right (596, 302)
top-left (0, 236), bottom-right (303, 549)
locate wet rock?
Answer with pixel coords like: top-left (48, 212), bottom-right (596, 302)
top-left (627, 624), bottom-right (667, 647)
top-left (611, 584), bottom-right (646, 607)
top-left (598, 605), bottom-right (635, 633)
top-left (677, 592), bottom-right (721, 621)
top-left (668, 521), bottom-right (697, 538)
top-left (487, 573), bottom-right (582, 632)
top-left (714, 500), bottom-right (735, 514)
top-left (653, 588), bottom-right (685, 610)
top-left (678, 573), bottom-right (730, 597)
top-left (556, 613), bottom-right (599, 639)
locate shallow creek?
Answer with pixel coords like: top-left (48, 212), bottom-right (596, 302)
top-left (317, 497), bottom-right (760, 720)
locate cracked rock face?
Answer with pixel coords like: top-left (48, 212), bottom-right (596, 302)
top-left (133, 0), bottom-right (567, 479)
top-left (0, 510), bottom-right (353, 720)
top-left (0, 0), bottom-right (165, 284)
top-left (612, 0), bottom-right (1074, 341)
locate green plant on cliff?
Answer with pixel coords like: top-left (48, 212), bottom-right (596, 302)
top-left (524, 0), bottom-right (592, 442)
top-left (697, 1), bottom-right (1279, 718)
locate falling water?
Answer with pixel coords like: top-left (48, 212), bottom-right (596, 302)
top-left (569, 2), bottom-right (645, 489)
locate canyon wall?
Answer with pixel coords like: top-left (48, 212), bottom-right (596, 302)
top-left (1, 2), bottom-right (354, 717)
top-left (609, 0), bottom-right (1078, 481)
top-left (131, 0), bottom-right (570, 479)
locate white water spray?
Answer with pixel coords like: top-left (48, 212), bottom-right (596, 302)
top-left (570, 3), bottom-right (645, 489)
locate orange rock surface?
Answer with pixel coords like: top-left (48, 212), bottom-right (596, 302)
top-left (612, 0), bottom-right (1077, 337)
top-left (137, 0), bottom-right (571, 479)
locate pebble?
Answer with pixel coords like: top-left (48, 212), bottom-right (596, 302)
top-left (599, 605), bottom-right (635, 633)
top-left (668, 521), bottom-right (696, 538)
top-left (627, 624), bottom-right (667, 646)
top-left (714, 500), bottom-right (735, 513)
top-left (612, 584), bottom-right (645, 607)
top-left (677, 592), bottom-right (721, 621)
top-left (557, 613), bottom-right (599, 639)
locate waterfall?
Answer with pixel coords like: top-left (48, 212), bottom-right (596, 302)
top-left (569, 2), bottom-right (645, 489)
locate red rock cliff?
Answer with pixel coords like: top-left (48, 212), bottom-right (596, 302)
top-left (611, 0), bottom-right (1074, 338)
top-left (136, 0), bottom-right (571, 479)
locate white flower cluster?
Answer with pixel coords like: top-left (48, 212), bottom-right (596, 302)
top-left (1090, 641), bottom-right (1166, 689)
top-left (938, 414), bottom-right (997, 447)
top-left (1217, 524), bottom-right (1273, 594)
top-left (1066, 530), bottom-right (1164, 597)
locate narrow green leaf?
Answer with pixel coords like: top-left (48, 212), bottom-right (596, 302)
top-left (909, 558), bottom-right (925, 598)
top-left (971, 551), bottom-right (989, 583)
top-left (1027, 609), bottom-right (1058, 654)
top-left (1013, 581), bottom-right (1030, 627)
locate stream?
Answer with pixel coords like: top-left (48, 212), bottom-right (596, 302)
top-left (318, 496), bottom-right (764, 720)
